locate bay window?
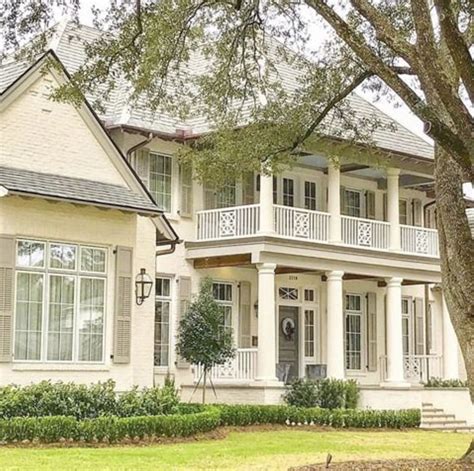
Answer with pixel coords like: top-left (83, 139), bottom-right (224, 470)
top-left (14, 240), bottom-right (107, 363)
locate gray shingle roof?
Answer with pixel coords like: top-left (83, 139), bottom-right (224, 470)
top-left (0, 21), bottom-right (434, 160)
top-left (0, 165), bottom-right (161, 214)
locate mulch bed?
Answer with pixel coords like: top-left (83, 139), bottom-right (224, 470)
top-left (291, 459), bottom-right (473, 470)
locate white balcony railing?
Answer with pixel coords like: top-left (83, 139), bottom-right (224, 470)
top-left (400, 225), bottom-right (439, 257)
top-left (380, 354), bottom-right (442, 384)
top-left (193, 348), bottom-right (258, 383)
top-left (341, 215), bottom-right (390, 250)
top-left (196, 204), bottom-right (260, 241)
top-left (273, 205), bottom-right (330, 242)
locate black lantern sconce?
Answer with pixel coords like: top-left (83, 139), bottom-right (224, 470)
top-left (135, 268), bottom-right (153, 305)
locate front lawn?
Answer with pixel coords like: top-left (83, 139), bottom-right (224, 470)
top-left (0, 428), bottom-right (470, 470)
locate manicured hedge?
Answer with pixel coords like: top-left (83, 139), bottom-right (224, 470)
top-left (0, 408), bottom-right (221, 443)
top-left (217, 404), bottom-right (421, 429)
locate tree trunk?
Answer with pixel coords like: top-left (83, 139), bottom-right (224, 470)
top-left (434, 147), bottom-right (474, 461)
top-left (202, 368), bottom-right (207, 404)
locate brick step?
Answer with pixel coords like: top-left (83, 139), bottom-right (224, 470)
top-left (421, 407), bottom-right (444, 413)
top-left (422, 413), bottom-right (456, 420)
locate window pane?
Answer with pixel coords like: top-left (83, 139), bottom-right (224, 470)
top-left (345, 190), bottom-right (361, 217)
top-left (345, 295), bottom-right (362, 370)
top-left (154, 300), bottom-right (170, 366)
top-left (50, 244), bottom-right (76, 270)
top-left (283, 178), bottom-right (294, 207)
top-left (304, 309), bottom-right (315, 357)
top-left (17, 241), bottom-right (45, 268)
top-left (216, 182), bottom-right (236, 208)
top-left (80, 248), bottom-right (106, 273)
top-left (156, 278), bottom-right (171, 297)
top-left (78, 278), bottom-right (105, 362)
top-left (150, 153), bottom-right (172, 212)
top-left (279, 287), bottom-right (298, 300)
top-left (14, 272), bottom-right (43, 360)
top-left (47, 275), bottom-right (75, 361)
top-left (304, 182), bottom-right (317, 210)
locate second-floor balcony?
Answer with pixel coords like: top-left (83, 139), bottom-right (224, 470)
top-left (196, 203), bottom-right (439, 257)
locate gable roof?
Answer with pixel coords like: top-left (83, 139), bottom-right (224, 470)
top-left (0, 50), bottom-right (178, 241)
top-left (0, 21), bottom-right (434, 161)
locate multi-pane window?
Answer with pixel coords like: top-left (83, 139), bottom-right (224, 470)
top-left (399, 199), bottom-right (408, 225)
top-left (14, 240), bottom-right (106, 363)
top-left (279, 287), bottom-right (299, 301)
top-left (345, 294), bottom-right (362, 370)
top-left (304, 181), bottom-right (317, 211)
top-left (402, 298), bottom-right (411, 355)
top-left (149, 153), bottom-right (172, 212)
top-left (213, 282), bottom-right (233, 332)
top-left (283, 178), bottom-right (295, 207)
top-left (304, 289), bottom-right (315, 302)
top-left (304, 309), bottom-right (315, 357)
top-left (216, 182), bottom-right (237, 208)
top-left (155, 277), bottom-right (171, 367)
top-left (344, 189), bottom-right (362, 217)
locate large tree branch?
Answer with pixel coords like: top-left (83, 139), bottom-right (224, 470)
top-left (306, 0), bottom-right (472, 173)
top-left (433, 0), bottom-right (474, 104)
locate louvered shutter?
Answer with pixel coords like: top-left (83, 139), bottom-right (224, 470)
top-left (179, 163), bottom-right (193, 217)
top-left (382, 193), bottom-right (388, 221)
top-left (203, 181), bottom-right (216, 210)
top-left (366, 292), bottom-right (377, 371)
top-left (414, 297), bottom-right (425, 354)
top-left (366, 191), bottom-right (376, 220)
top-left (176, 276), bottom-right (192, 368)
top-left (0, 236), bottom-right (15, 362)
top-left (113, 246), bottom-right (133, 364)
top-left (242, 172), bottom-right (255, 205)
top-left (413, 199), bottom-right (423, 227)
top-left (239, 281), bottom-right (251, 348)
top-left (133, 149), bottom-right (150, 189)
top-left (340, 186), bottom-right (347, 215)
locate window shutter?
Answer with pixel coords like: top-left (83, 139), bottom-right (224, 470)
top-left (133, 149), bottom-right (150, 189)
top-left (414, 297), bottom-right (425, 354)
top-left (179, 163), bottom-right (193, 217)
top-left (113, 246), bottom-right (133, 364)
top-left (382, 193), bottom-right (388, 221)
top-left (340, 186), bottom-right (347, 215)
top-left (176, 276), bottom-right (192, 368)
top-left (366, 292), bottom-right (377, 371)
top-left (242, 172), bottom-right (255, 205)
top-left (239, 281), bottom-right (251, 348)
top-left (413, 199), bottom-right (423, 227)
top-left (203, 181), bottom-right (216, 210)
top-left (0, 236), bottom-right (15, 362)
top-left (366, 191), bottom-right (376, 220)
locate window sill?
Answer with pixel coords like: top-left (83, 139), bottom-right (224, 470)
top-left (346, 371), bottom-right (367, 377)
top-left (154, 366), bottom-right (170, 374)
top-left (12, 363), bottom-right (110, 372)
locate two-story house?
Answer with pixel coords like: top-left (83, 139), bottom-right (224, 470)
top-left (0, 22), bottom-right (471, 423)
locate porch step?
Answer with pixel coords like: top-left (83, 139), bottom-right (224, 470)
top-left (422, 413), bottom-right (456, 420)
top-left (421, 419), bottom-right (467, 427)
top-left (420, 402), bottom-right (471, 432)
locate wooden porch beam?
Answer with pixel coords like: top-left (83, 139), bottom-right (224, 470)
top-left (193, 254), bottom-right (252, 269)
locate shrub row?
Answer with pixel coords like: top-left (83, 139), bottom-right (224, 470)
top-left (218, 404), bottom-right (421, 429)
top-left (0, 408), bottom-right (221, 443)
top-left (283, 378), bottom-right (359, 409)
top-left (0, 379), bottom-right (179, 420)
top-left (424, 377), bottom-right (468, 388)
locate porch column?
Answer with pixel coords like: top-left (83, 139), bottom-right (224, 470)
top-left (259, 170), bottom-right (275, 235)
top-left (256, 262), bottom-right (278, 381)
top-left (327, 161), bottom-right (342, 243)
top-left (326, 270), bottom-right (345, 379)
top-left (387, 168), bottom-right (400, 251)
top-left (384, 277), bottom-right (408, 386)
top-left (442, 294), bottom-right (460, 379)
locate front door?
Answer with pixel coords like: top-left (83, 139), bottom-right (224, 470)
top-left (278, 306), bottom-right (299, 382)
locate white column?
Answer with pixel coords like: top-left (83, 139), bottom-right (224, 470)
top-left (326, 270), bottom-right (345, 379)
top-left (442, 294), bottom-right (460, 379)
top-left (384, 277), bottom-right (408, 386)
top-left (387, 168), bottom-right (400, 251)
top-left (256, 263), bottom-right (278, 382)
top-left (328, 162), bottom-right (341, 243)
top-left (259, 171), bottom-right (275, 235)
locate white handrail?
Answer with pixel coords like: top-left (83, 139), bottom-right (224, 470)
top-left (400, 225), bottom-right (439, 257)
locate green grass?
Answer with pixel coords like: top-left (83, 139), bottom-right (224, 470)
top-left (0, 429), bottom-right (470, 470)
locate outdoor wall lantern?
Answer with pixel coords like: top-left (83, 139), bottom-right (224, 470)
top-left (135, 268), bottom-right (153, 305)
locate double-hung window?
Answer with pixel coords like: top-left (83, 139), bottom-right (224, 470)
top-left (344, 189), bottom-right (362, 218)
top-left (282, 178), bottom-right (295, 207)
top-left (345, 294), bottom-right (362, 370)
top-left (401, 298), bottom-right (411, 355)
top-left (155, 277), bottom-right (172, 367)
top-left (304, 181), bottom-right (317, 211)
top-left (212, 282), bottom-right (233, 333)
top-left (14, 240), bottom-right (107, 363)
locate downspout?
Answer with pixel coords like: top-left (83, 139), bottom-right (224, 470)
top-left (423, 200), bottom-right (436, 227)
top-left (126, 132), bottom-right (154, 162)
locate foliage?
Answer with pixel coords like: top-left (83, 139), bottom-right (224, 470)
top-left (283, 378), bottom-right (359, 409)
top-left (176, 278), bottom-right (235, 403)
top-left (424, 378), bottom-right (468, 388)
top-left (0, 379), bottom-right (179, 419)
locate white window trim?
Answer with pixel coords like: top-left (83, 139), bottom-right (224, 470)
top-left (155, 274), bottom-right (174, 368)
top-left (13, 239), bottom-right (108, 365)
top-left (344, 292), bottom-right (366, 373)
top-left (402, 295), bottom-right (414, 355)
top-left (343, 187), bottom-right (365, 218)
top-left (212, 280), bottom-right (238, 343)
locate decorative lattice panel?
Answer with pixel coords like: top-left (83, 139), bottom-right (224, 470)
top-left (357, 221), bottom-right (372, 246)
top-left (403, 357), bottom-right (422, 379)
top-left (219, 210), bottom-right (237, 237)
top-left (294, 211), bottom-right (310, 238)
top-left (415, 230), bottom-right (428, 254)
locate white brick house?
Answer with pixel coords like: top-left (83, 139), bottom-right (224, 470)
top-left (0, 23), bottom-right (471, 422)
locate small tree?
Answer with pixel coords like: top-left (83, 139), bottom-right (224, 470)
top-left (176, 278), bottom-right (235, 403)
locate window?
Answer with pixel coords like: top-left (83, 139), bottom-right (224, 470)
top-left (304, 309), bottom-right (315, 357)
top-left (402, 298), bottom-right (411, 355)
top-left (344, 189), bottom-right (362, 217)
top-left (304, 289), bottom-right (315, 302)
top-left (279, 287), bottom-right (299, 301)
top-left (179, 163), bottom-right (193, 217)
top-left (282, 178), bottom-right (295, 207)
top-left (216, 182), bottom-right (237, 208)
top-left (304, 181), bottom-right (317, 211)
top-left (213, 282), bottom-right (233, 332)
top-left (399, 199), bottom-right (408, 225)
top-left (14, 240), bottom-right (107, 363)
top-left (345, 294), bottom-right (362, 370)
top-left (155, 277), bottom-right (172, 367)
